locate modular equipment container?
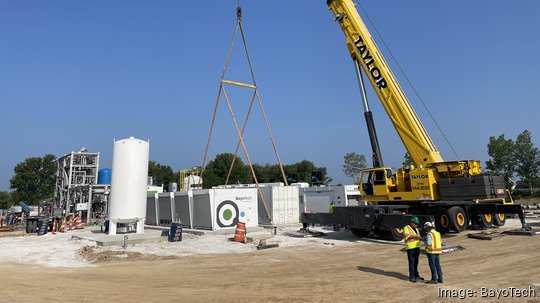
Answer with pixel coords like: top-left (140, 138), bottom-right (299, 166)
top-left (258, 185), bottom-right (300, 225)
top-left (191, 188), bottom-right (258, 231)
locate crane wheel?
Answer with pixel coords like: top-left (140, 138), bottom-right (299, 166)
top-left (350, 228), bottom-right (371, 238)
top-left (448, 206), bottom-right (468, 232)
top-left (379, 228), bottom-right (403, 241)
top-left (493, 213), bottom-right (506, 226)
top-left (376, 227), bottom-right (403, 241)
top-left (475, 214), bottom-right (493, 228)
top-left (436, 208), bottom-right (451, 233)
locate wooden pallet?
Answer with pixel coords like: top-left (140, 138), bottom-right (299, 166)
top-left (466, 231), bottom-right (504, 240)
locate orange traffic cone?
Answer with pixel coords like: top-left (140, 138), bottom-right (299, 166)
top-left (68, 215), bottom-right (73, 231)
top-left (75, 215), bottom-right (84, 230)
top-left (233, 222), bottom-right (247, 243)
top-left (60, 217), bottom-right (66, 233)
top-left (52, 217), bottom-right (57, 235)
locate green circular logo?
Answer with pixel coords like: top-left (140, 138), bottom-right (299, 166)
top-left (223, 209), bottom-right (233, 221)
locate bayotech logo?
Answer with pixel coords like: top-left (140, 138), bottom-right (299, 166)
top-left (236, 196), bottom-right (252, 202)
top-left (353, 35), bottom-right (387, 89)
top-left (217, 200), bottom-right (240, 227)
top-left (411, 174), bottom-right (429, 180)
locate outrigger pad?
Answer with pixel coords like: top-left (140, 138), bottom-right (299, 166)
top-left (285, 228), bottom-right (327, 238)
top-left (502, 229), bottom-right (540, 236)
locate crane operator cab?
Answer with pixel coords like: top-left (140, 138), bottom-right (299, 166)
top-left (359, 166), bottom-right (440, 203)
top-left (360, 168), bottom-right (395, 197)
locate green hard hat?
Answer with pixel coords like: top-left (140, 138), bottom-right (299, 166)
top-left (411, 216), bottom-right (420, 224)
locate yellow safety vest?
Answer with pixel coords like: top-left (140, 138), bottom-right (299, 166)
top-left (426, 230), bottom-right (442, 254)
top-left (403, 225), bottom-right (421, 249)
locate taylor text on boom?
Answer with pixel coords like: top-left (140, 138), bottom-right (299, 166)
top-left (353, 35), bottom-right (387, 89)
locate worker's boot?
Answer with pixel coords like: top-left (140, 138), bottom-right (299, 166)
top-left (437, 278), bottom-right (443, 283)
top-left (409, 278), bottom-right (417, 283)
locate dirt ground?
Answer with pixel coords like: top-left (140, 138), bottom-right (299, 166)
top-left (1, 221), bottom-right (540, 303)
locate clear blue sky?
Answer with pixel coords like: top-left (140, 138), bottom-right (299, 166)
top-left (1, 0), bottom-right (540, 190)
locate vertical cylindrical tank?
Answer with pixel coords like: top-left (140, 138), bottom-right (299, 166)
top-left (108, 137), bottom-right (149, 222)
top-left (168, 182), bottom-right (178, 192)
top-left (97, 168), bottom-right (112, 184)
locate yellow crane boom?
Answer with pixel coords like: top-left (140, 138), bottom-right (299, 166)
top-left (327, 0), bottom-right (443, 167)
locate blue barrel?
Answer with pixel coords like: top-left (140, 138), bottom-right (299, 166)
top-left (168, 223), bottom-right (182, 242)
top-left (37, 219), bottom-right (48, 236)
top-left (98, 168), bottom-right (112, 184)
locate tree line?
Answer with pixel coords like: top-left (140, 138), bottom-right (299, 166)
top-left (486, 129), bottom-right (540, 194)
top-left (0, 152), bottom-right (331, 208)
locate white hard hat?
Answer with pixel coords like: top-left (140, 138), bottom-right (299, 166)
top-left (424, 221), bottom-right (433, 229)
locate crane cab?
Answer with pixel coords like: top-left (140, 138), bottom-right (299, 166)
top-left (359, 166), bottom-right (440, 203)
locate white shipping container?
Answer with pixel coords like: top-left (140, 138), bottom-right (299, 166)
top-left (192, 188), bottom-right (258, 231)
top-left (300, 185), bottom-right (362, 213)
top-left (258, 186), bottom-right (299, 225)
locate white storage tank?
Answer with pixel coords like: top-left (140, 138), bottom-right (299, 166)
top-left (108, 137), bottom-right (149, 235)
top-left (192, 188), bottom-right (258, 231)
top-left (168, 182), bottom-right (178, 192)
top-left (258, 185), bottom-right (300, 225)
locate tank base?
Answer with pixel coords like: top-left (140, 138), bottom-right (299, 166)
top-left (109, 218), bottom-right (144, 235)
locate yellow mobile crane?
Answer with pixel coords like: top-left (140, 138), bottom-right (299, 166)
top-left (302, 0), bottom-right (528, 240)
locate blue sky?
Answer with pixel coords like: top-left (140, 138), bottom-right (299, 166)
top-left (1, 0), bottom-right (540, 190)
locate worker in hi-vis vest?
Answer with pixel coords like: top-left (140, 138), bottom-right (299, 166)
top-left (403, 216), bottom-right (423, 282)
top-left (423, 221), bottom-right (443, 284)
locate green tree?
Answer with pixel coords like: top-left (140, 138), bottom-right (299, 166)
top-left (284, 160), bottom-right (331, 186)
top-left (10, 154), bottom-right (57, 204)
top-left (342, 152), bottom-right (367, 183)
top-left (311, 167), bottom-right (332, 186)
top-left (402, 152), bottom-right (414, 166)
top-left (514, 130), bottom-right (540, 194)
top-left (148, 161), bottom-right (176, 186)
top-left (203, 153), bottom-right (252, 188)
top-left (0, 191), bottom-right (13, 209)
top-left (485, 134), bottom-right (516, 188)
top-left (252, 164), bottom-right (284, 184)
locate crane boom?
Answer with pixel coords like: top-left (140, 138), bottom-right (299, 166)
top-left (326, 0), bottom-right (443, 168)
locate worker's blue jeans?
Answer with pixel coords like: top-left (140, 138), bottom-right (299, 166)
top-left (406, 247), bottom-right (420, 279)
top-left (427, 253), bottom-right (443, 281)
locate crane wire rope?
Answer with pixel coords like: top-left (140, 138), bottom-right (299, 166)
top-left (354, 0), bottom-right (461, 161)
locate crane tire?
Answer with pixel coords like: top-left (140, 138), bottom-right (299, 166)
top-left (448, 206), bottom-right (468, 232)
top-left (436, 208), bottom-right (451, 233)
top-left (377, 227), bottom-right (403, 241)
top-left (493, 213), bottom-right (506, 226)
top-left (350, 228), bottom-right (371, 238)
top-left (475, 214), bottom-right (493, 228)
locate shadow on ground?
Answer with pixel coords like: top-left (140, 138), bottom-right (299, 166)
top-left (357, 266), bottom-right (409, 281)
